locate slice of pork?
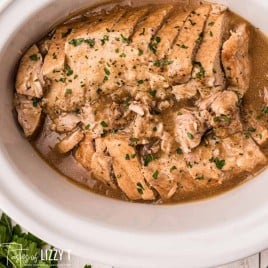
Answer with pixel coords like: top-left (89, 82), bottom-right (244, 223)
top-left (105, 135), bottom-right (155, 201)
top-left (174, 109), bottom-right (210, 153)
top-left (16, 45), bottom-right (44, 98)
top-left (14, 94), bottom-right (43, 138)
top-left (166, 5), bottom-right (211, 84)
top-left (56, 128), bottom-right (84, 153)
top-left (222, 23), bottom-right (250, 96)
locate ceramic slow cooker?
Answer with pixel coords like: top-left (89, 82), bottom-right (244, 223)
top-left (0, 0), bottom-right (268, 267)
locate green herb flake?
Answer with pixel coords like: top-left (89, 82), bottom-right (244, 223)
top-left (65, 88), bottom-right (72, 94)
top-left (170, 166), bottom-right (177, 172)
top-left (100, 121), bottom-right (108, 128)
top-left (120, 34), bottom-right (130, 44)
top-left (144, 154), bottom-right (154, 166)
top-left (104, 67), bottom-right (110, 76)
top-left (262, 107), bottom-right (268, 114)
top-left (248, 127), bottom-right (256, 132)
top-left (85, 124), bottom-right (90, 130)
top-left (149, 90), bottom-right (157, 97)
top-left (84, 265), bottom-right (92, 268)
top-left (210, 157), bottom-right (225, 170)
top-left (65, 64), bottom-right (73, 76)
top-left (209, 31), bottom-right (213, 37)
top-left (138, 48), bottom-right (143, 56)
top-left (137, 80), bottom-right (144, 85)
top-left (152, 170), bottom-right (159, 180)
top-left (115, 48), bottom-right (120, 53)
top-left (208, 21), bottom-right (215, 26)
top-left (187, 132), bottom-right (194, 140)
top-left (61, 28), bottom-right (72, 38)
top-left (84, 38), bottom-right (95, 47)
top-left (69, 38), bottom-right (84, 47)
top-left (32, 97), bottom-right (40, 107)
top-left (177, 148), bottom-right (183, 155)
top-left (120, 53), bottom-right (126, 58)
top-left (177, 112), bottom-right (183, 116)
top-left (136, 182), bottom-right (144, 194)
top-left (125, 154), bottom-right (130, 160)
top-left (29, 54), bottom-right (39, 61)
top-left (101, 35), bottom-right (109, 45)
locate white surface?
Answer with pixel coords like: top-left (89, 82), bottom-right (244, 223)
top-left (0, 1), bottom-right (268, 268)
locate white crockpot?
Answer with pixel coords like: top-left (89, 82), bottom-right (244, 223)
top-left (0, 1), bottom-right (267, 267)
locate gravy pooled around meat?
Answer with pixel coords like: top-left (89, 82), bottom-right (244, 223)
top-left (14, 1), bottom-right (268, 203)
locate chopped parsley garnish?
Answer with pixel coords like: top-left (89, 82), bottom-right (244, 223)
top-left (170, 166), bottom-right (177, 172)
top-left (149, 90), bottom-right (157, 97)
top-left (130, 137), bottom-right (139, 146)
top-left (69, 38), bottom-right (85, 47)
top-left (210, 157), bottom-right (225, 170)
top-left (115, 48), bottom-right (120, 53)
top-left (65, 64), bottom-right (73, 76)
top-left (59, 77), bottom-right (66, 83)
top-left (120, 34), bottom-right (130, 44)
top-left (152, 126), bottom-right (157, 132)
top-left (65, 88), bottom-right (72, 94)
top-left (208, 21), bottom-right (215, 26)
top-left (84, 38), bottom-right (95, 47)
top-left (29, 54), bottom-right (39, 61)
top-left (137, 80), bottom-right (144, 85)
top-left (138, 48), bottom-right (143, 56)
top-left (84, 265), bottom-right (92, 268)
top-left (213, 114), bottom-right (231, 123)
top-left (32, 97), bottom-right (40, 107)
top-left (262, 107), bottom-right (268, 114)
top-left (152, 170), bottom-right (159, 180)
top-left (177, 112), bottom-right (183, 116)
top-left (194, 62), bottom-right (205, 79)
top-left (248, 127), bottom-right (256, 132)
top-left (153, 59), bottom-right (173, 67)
top-left (187, 132), bottom-right (194, 140)
top-left (100, 121), bottom-right (108, 128)
top-left (148, 36), bottom-right (161, 54)
top-left (101, 35), bottom-right (109, 45)
top-left (209, 31), bottom-right (213, 37)
top-left (177, 148), bottom-right (183, 155)
top-left (144, 154), bottom-right (155, 166)
top-left (136, 182), bottom-right (144, 194)
top-left (125, 154), bottom-right (130, 160)
top-left (85, 124), bottom-right (90, 130)
top-left (177, 44), bottom-right (188, 49)
top-left (61, 28), bottom-right (72, 38)
top-left (120, 53), bottom-right (126, 58)
top-left (104, 67), bottom-right (110, 76)
top-left (195, 175), bottom-right (205, 180)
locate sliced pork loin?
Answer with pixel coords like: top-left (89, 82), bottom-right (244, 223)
top-left (142, 154), bottom-right (186, 200)
top-left (222, 23), bottom-right (250, 96)
top-left (166, 5), bottom-right (211, 84)
top-left (192, 4), bottom-right (227, 98)
top-left (16, 45), bottom-right (44, 98)
top-left (185, 132), bottom-right (267, 181)
top-left (14, 94), bottom-right (43, 138)
top-left (209, 91), bottom-right (243, 138)
top-left (104, 135), bottom-right (155, 201)
top-left (174, 109), bottom-right (210, 153)
top-left (56, 128), bottom-right (84, 154)
top-left (242, 105), bottom-right (268, 146)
